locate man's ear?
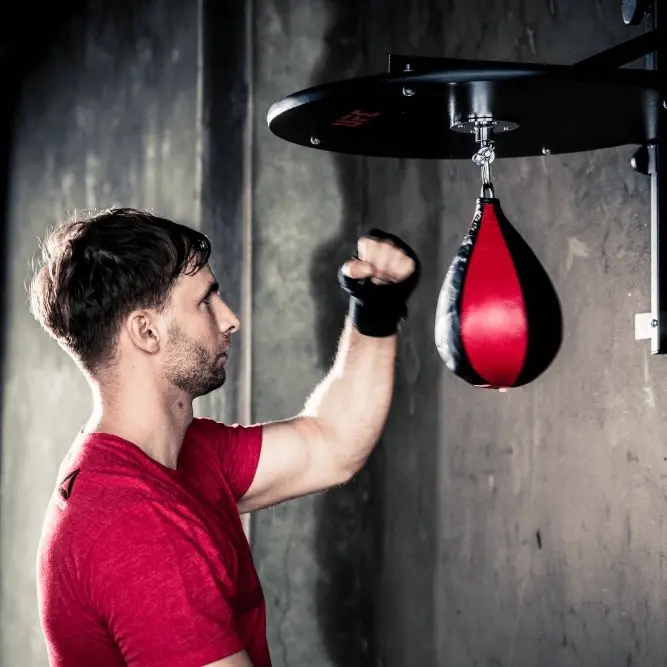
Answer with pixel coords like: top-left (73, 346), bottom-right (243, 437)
top-left (124, 310), bottom-right (163, 354)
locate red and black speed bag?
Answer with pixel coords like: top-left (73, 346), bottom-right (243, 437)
top-left (435, 197), bottom-right (562, 388)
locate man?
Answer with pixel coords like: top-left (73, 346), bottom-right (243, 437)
top-left (30, 208), bottom-right (420, 667)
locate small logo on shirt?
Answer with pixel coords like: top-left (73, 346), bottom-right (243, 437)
top-left (58, 469), bottom-right (80, 500)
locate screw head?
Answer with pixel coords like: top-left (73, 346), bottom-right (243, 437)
top-left (402, 87), bottom-right (416, 97)
top-left (542, 147), bottom-right (552, 156)
top-left (310, 137), bottom-right (321, 146)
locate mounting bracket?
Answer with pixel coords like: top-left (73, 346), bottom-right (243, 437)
top-left (629, 2), bottom-right (667, 353)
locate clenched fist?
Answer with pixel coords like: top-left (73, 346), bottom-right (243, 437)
top-left (338, 229), bottom-right (421, 337)
top-left (341, 234), bottom-right (418, 286)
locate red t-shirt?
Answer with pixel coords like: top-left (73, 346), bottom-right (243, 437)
top-left (37, 417), bottom-right (271, 667)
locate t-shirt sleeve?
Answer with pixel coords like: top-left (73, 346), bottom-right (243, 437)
top-left (210, 421), bottom-right (263, 502)
top-left (85, 505), bottom-right (245, 667)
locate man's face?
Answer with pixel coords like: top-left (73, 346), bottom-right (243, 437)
top-left (159, 264), bottom-right (239, 398)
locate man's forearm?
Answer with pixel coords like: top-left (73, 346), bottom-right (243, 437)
top-left (301, 317), bottom-right (397, 477)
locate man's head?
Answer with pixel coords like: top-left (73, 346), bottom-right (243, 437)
top-left (29, 208), bottom-right (239, 397)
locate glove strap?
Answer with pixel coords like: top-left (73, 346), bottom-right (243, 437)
top-left (348, 298), bottom-right (406, 337)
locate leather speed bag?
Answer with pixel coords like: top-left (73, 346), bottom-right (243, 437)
top-left (435, 197), bottom-right (562, 388)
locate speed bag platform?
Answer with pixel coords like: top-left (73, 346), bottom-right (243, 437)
top-left (435, 197), bottom-right (563, 389)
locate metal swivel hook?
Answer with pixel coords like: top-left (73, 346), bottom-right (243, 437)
top-left (472, 122), bottom-right (496, 198)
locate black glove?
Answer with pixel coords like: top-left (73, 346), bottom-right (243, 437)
top-left (338, 228), bottom-right (421, 337)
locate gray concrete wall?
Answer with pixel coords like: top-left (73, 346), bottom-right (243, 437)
top-left (0, 2), bottom-right (206, 663)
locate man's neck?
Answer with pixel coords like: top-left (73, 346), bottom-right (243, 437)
top-left (85, 381), bottom-right (194, 470)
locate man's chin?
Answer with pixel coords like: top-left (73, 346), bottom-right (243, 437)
top-left (193, 373), bottom-right (226, 398)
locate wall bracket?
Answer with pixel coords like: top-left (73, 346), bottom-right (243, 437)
top-left (628, 2), bottom-right (667, 353)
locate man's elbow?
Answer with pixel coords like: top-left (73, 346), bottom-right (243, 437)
top-left (304, 415), bottom-right (378, 488)
top-left (330, 439), bottom-right (376, 486)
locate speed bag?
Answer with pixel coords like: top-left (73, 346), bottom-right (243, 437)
top-left (435, 197), bottom-right (562, 389)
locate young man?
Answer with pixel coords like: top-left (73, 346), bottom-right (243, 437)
top-left (30, 208), bottom-right (420, 667)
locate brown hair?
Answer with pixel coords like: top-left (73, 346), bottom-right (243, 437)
top-left (29, 207), bottom-right (211, 373)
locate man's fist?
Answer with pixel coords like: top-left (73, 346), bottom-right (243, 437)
top-left (341, 235), bottom-right (418, 286)
top-left (338, 229), bottom-right (421, 337)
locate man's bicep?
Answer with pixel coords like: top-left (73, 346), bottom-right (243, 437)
top-left (204, 649), bottom-right (254, 667)
top-left (237, 416), bottom-right (349, 513)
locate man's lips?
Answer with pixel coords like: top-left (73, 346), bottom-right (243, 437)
top-left (218, 341), bottom-right (231, 361)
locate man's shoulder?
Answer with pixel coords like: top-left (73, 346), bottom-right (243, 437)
top-left (186, 417), bottom-right (263, 450)
top-left (187, 417), bottom-right (260, 437)
top-left (187, 416), bottom-right (224, 436)
top-left (183, 417), bottom-right (235, 461)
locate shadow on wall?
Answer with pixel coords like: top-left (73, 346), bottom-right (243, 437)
top-left (306, 1), bottom-right (444, 665)
top-left (304, 2), bottom-right (379, 666)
